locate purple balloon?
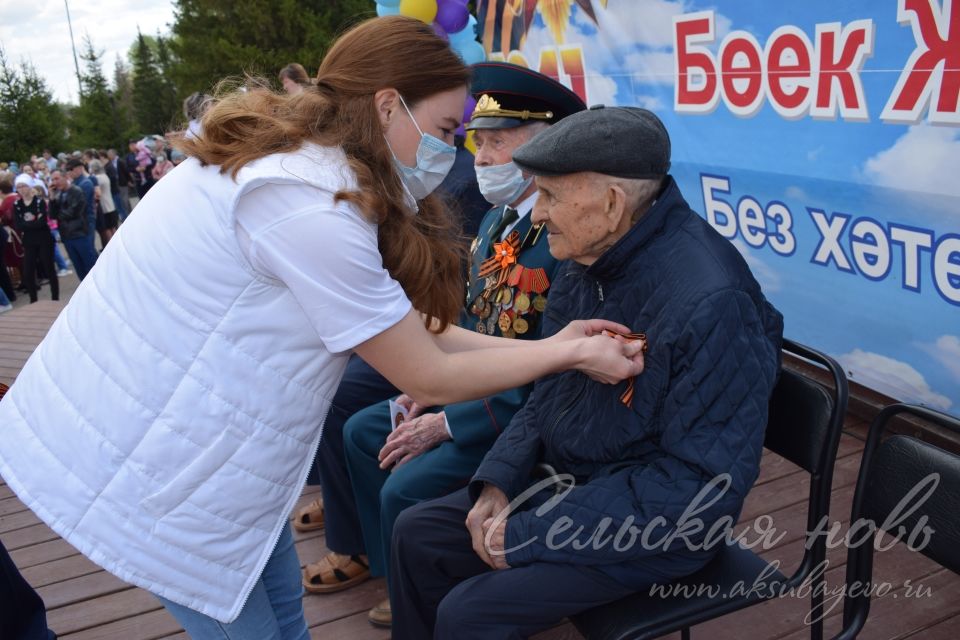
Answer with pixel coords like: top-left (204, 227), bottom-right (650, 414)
top-left (432, 22), bottom-right (449, 42)
top-left (436, 1), bottom-right (469, 34)
top-left (462, 95), bottom-right (477, 124)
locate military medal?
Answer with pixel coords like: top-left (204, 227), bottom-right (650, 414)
top-left (512, 317), bottom-right (529, 335)
top-left (514, 292), bottom-right (531, 313)
top-left (486, 311), bottom-right (498, 335)
top-left (533, 295), bottom-right (547, 312)
top-left (476, 321), bottom-right (487, 334)
top-left (499, 286), bottom-right (513, 306)
top-left (498, 311), bottom-right (513, 333)
top-left (503, 328), bottom-right (517, 339)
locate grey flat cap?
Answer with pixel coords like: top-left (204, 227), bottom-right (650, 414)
top-left (512, 105), bottom-right (671, 179)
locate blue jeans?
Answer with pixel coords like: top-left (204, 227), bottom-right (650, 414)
top-left (51, 230), bottom-right (68, 271)
top-left (62, 237), bottom-right (98, 281)
top-left (157, 522), bottom-right (309, 640)
top-left (112, 191), bottom-right (127, 221)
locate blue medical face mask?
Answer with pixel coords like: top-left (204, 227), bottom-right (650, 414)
top-left (475, 160), bottom-right (533, 206)
top-left (390, 95), bottom-right (457, 201)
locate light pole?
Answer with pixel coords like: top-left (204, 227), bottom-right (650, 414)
top-left (64, 0), bottom-right (82, 96)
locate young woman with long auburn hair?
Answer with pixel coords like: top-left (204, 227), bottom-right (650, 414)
top-left (0, 16), bottom-right (644, 639)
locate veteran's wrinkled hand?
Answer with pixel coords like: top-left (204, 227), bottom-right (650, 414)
top-left (394, 393), bottom-right (428, 420)
top-left (378, 412), bottom-right (450, 470)
top-left (467, 483), bottom-right (511, 569)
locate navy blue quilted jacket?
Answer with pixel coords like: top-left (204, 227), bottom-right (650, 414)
top-left (470, 177), bottom-right (784, 587)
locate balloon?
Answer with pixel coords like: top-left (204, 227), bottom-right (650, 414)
top-left (432, 22), bottom-right (449, 41)
top-left (457, 40), bottom-right (486, 65)
top-left (376, 3), bottom-right (401, 16)
top-left (377, 0), bottom-right (401, 6)
top-left (448, 14), bottom-right (478, 44)
top-left (398, 0), bottom-right (438, 23)
top-left (435, 1), bottom-right (469, 34)
top-left (462, 94), bottom-right (477, 126)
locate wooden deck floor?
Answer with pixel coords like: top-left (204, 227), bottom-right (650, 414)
top-left (1, 301), bottom-right (958, 639)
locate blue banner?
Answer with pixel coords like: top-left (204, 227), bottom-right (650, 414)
top-left (477, 0), bottom-right (960, 414)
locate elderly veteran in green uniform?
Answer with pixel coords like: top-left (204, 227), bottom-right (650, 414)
top-left (316, 62), bottom-right (586, 627)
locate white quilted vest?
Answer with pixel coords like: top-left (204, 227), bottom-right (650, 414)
top-left (0, 144), bottom-right (362, 622)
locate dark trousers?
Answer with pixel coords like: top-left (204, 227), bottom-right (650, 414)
top-left (0, 539), bottom-right (56, 640)
top-left (344, 402), bottom-right (487, 579)
top-left (62, 237), bottom-right (98, 281)
top-left (390, 487), bottom-right (708, 640)
top-left (22, 241), bottom-right (58, 303)
top-left (312, 355), bottom-right (399, 555)
top-left (0, 249), bottom-right (15, 301)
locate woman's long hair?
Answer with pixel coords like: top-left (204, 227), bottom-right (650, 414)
top-left (176, 16), bottom-right (471, 330)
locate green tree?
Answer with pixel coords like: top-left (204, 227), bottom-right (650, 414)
top-left (168, 0), bottom-right (373, 98)
top-left (0, 47), bottom-right (66, 161)
top-left (131, 30), bottom-right (170, 134)
top-left (113, 55), bottom-right (139, 143)
top-left (70, 36), bottom-right (121, 149)
top-left (155, 34), bottom-right (181, 129)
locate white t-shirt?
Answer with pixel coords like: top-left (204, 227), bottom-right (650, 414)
top-left (233, 180), bottom-right (412, 353)
top-left (95, 173), bottom-right (116, 213)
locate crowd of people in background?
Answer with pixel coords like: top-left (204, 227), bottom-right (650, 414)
top-left (0, 119), bottom-right (198, 313)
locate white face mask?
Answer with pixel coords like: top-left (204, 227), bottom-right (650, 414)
top-left (389, 95), bottom-right (457, 201)
top-left (475, 161), bottom-right (533, 206)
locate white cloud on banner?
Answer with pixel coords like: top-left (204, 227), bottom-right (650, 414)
top-left (594, 0), bottom-right (731, 50)
top-left (862, 124), bottom-right (960, 199)
top-left (785, 186), bottom-right (809, 201)
top-left (732, 240), bottom-right (782, 292)
top-left (838, 349), bottom-right (953, 410)
top-left (521, 1), bottom-right (733, 95)
top-left (919, 335), bottom-right (960, 381)
top-left (623, 51), bottom-right (675, 86)
top-left (585, 69), bottom-right (618, 105)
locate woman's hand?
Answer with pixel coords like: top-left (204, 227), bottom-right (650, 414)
top-left (378, 412), bottom-right (451, 470)
top-left (394, 393), bottom-right (427, 420)
top-left (548, 319), bottom-right (635, 344)
top-left (575, 334), bottom-right (646, 384)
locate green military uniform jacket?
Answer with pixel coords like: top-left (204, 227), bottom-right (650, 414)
top-left (446, 202), bottom-right (560, 448)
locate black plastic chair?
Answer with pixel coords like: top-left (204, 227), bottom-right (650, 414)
top-left (831, 403), bottom-right (960, 640)
top-left (572, 339), bottom-right (849, 640)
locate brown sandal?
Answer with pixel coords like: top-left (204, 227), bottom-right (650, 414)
top-left (292, 497), bottom-right (325, 532)
top-left (303, 553), bottom-right (371, 594)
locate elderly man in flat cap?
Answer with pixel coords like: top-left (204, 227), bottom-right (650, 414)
top-left (389, 106), bottom-right (784, 639)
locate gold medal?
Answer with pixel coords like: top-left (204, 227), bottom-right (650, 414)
top-left (533, 295), bottom-right (547, 312)
top-left (514, 292), bottom-right (531, 313)
top-left (503, 328), bottom-right (517, 339)
top-left (495, 288), bottom-right (504, 304)
top-left (500, 287), bottom-right (513, 306)
top-left (476, 321), bottom-right (487, 334)
top-left (513, 317), bottom-right (529, 335)
top-left (498, 311), bottom-right (513, 333)
top-left (478, 302), bottom-right (492, 319)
